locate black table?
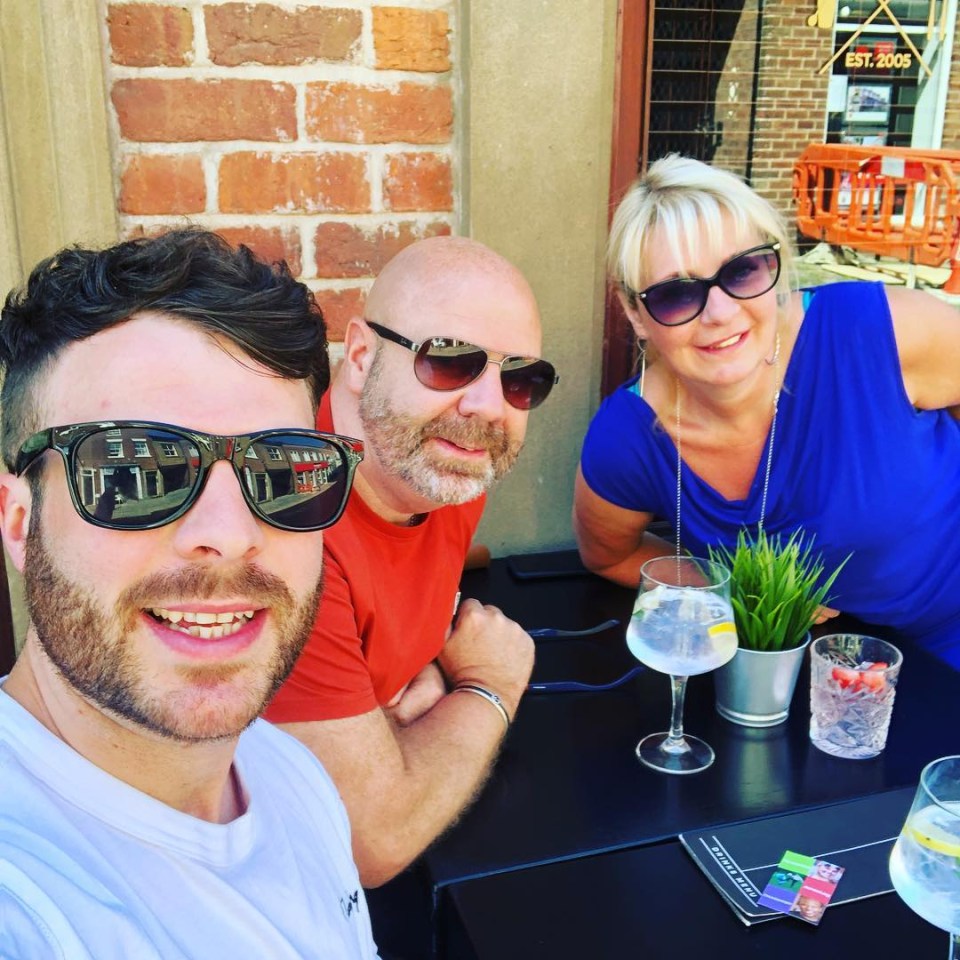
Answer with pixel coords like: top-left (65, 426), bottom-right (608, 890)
top-left (443, 840), bottom-right (945, 959)
top-left (368, 552), bottom-right (960, 959)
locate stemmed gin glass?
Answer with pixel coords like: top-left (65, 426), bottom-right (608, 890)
top-left (627, 556), bottom-right (738, 774)
top-left (889, 756), bottom-right (960, 957)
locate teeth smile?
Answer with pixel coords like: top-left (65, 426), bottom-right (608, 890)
top-left (712, 334), bottom-right (742, 349)
top-left (148, 608), bottom-right (256, 640)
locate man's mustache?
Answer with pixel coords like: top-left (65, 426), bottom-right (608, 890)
top-left (420, 414), bottom-right (510, 457)
top-left (119, 564), bottom-right (293, 612)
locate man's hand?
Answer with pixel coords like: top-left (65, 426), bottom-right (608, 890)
top-left (438, 598), bottom-right (534, 718)
top-left (384, 661), bottom-right (447, 727)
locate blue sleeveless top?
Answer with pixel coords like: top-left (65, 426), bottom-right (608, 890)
top-left (580, 281), bottom-right (960, 665)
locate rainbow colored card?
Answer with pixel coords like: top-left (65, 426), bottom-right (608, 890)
top-left (756, 850), bottom-right (845, 925)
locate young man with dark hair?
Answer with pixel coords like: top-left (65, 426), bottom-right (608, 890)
top-left (266, 236), bottom-right (557, 886)
top-left (0, 230), bottom-right (378, 958)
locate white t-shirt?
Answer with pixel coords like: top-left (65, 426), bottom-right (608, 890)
top-left (0, 686), bottom-right (379, 959)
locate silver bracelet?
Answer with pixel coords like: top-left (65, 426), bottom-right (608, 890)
top-left (452, 682), bottom-right (511, 732)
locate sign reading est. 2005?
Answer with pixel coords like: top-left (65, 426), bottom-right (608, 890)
top-left (812, 0), bottom-right (943, 79)
top-left (845, 45), bottom-right (913, 71)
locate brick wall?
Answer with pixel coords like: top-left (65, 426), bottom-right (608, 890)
top-left (102, 1), bottom-right (456, 341)
top-left (749, 0), bottom-right (833, 215)
top-left (711, 0), bottom-right (762, 178)
top-left (942, 31), bottom-right (960, 149)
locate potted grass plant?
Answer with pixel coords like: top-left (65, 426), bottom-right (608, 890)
top-left (708, 529), bottom-right (848, 727)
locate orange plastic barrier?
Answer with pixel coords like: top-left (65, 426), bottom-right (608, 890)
top-left (793, 143), bottom-right (960, 290)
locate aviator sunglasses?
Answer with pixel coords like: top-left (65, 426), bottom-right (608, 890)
top-left (624, 242), bottom-right (781, 327)
top-left (15, 421), bottom-right (364, 532)
top-left (365, 320), bottom-right (559, 411)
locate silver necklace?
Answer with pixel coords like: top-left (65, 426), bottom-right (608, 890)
top-left (674, 334), bottom-right (781, 556)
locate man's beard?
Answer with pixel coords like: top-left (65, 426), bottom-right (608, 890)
top-left (358, 350), bottom-right (523, 506)
top-left (23, 518), bottom-right (322, 743)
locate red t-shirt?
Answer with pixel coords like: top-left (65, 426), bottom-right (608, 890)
top-left (264, 393), bottom-right (485, 722)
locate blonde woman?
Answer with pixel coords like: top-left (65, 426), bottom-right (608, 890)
top-left (574, 154), bottom-right (960, 667)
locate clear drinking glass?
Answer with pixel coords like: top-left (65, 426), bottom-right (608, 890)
top-left (809, 634), bottom-right (902, 759)
top-left (627, 556), bottom-right (738, 774)
top-left (889, 756), bottom-right (960, 958)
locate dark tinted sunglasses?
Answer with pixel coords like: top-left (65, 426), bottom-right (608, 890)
top-left (16, 421), bottom-right (363, 532)
top-left (625, 242), bottom-right (781, 327)
top-left (365, 320), bottom-right (558, 411)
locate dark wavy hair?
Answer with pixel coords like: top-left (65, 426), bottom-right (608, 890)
top-left (0, 229), bottom-right (329, 469)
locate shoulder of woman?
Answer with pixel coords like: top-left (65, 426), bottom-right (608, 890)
top-left (883, 283), bottom-right (953, 315)
top-left (885, 285), bottom-right (960, 353)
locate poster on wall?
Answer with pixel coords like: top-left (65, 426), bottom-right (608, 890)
top-left (845, 84), bottom-right (892, 123)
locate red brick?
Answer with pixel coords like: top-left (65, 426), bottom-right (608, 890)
top-left (219, 152), bottom-right (370, 214)
top-left (306, 81), bottom-right (452, 144)
top-left (314, 286), bottom-right (365, 340)
top-left (112, 79), bottom-right (296, 142)
top-left (108, 4), bottom-right (194, 67)
top-left (205, 3), bottom-right (361, 66)
top-left (314, 220), bottom-right (450, 278)
top-left (119, 154), bottom-right (205, 214)
top-left (214, 226), bottom-right (302, 276)
top-left (373, 7), bottom-right (450, 72)
top-left (383, 153), bottom-right (452, 212)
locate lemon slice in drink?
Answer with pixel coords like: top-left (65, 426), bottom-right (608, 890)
top-left (633, 585), bottom-right (664, 615)
top-left (906, 805), bottom-right (960, 858)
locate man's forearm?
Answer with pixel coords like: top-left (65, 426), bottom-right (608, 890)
top-left (360, 688), bottom-right (509, 882)
top-left (280, 600), bottom-right (533, 887)
top-left (277, 688), bottom-right (512, 888)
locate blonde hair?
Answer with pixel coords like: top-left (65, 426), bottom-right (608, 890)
top-left (608, 155), bottom-right (794, 304)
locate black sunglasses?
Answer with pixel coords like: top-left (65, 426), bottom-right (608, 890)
top-left (16, 421), bottom-right (363, 532)
top-left (625, 242), bottom-right (781, 327)
top-left (365, 320), bottom-right (558, 411)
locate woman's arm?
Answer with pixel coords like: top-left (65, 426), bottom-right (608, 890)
top-left (887, 287), bottom-right (960, 410)
top-left (572, 467), bottom-right (674, 588)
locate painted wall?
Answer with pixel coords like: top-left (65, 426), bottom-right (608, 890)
top-left (0, 0), bottom-right (118, 648)
top-left (465, 0), bottom-right (618, 554)
top-left (0, 0), bottom-right (117, 280)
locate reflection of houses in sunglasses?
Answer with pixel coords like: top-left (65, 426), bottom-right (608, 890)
top-left (17, 422), bottom-right (363, 532)
top-left (84, 428), bottom-right (193, 523)
top-left (82, 430), bottom-right (340, 521)
top-left (245, 438), bottom-right (342, 517)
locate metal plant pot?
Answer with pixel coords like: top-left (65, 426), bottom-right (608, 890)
top-left (713, 633), bottom-right (812, 727)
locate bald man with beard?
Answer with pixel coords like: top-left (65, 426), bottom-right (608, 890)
top-left (265, 237), bottom-right (558, 888)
